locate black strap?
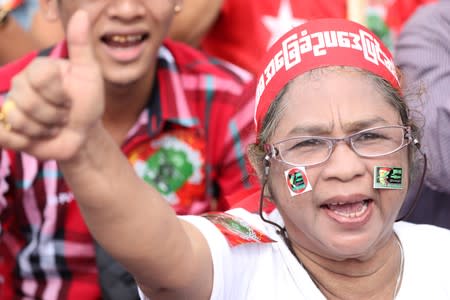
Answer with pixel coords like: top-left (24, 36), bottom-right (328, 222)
top-left (37, 46), bottom-right (53, 57)
top-left (95, 242), bottom-right (140, 300)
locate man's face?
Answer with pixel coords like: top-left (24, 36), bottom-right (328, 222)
top-left (49, 0), bottom-right (178, 86)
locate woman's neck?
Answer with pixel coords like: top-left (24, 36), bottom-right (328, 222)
top-left (288, 232), bottom-right (403, 300)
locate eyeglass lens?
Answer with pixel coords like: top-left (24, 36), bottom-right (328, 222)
top-left (275, 126), bottom-right (409, 166)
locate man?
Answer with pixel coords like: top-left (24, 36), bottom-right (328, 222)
top-left (395, 0), bottom-right (450, 229)
top-left (0, 0), bottom-right (255, 298)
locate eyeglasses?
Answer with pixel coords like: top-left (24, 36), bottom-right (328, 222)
top-left (265, 125), bottom-right (413, 167)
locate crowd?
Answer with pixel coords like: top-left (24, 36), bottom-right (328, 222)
top-left (0, 0), bottom-right (63, 65)
top-left (0, 0), bottom-right (449, 299)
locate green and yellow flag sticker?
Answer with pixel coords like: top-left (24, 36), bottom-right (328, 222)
top-left (203, 212), bottom-right (275, 247)
top-left (373, 166), bottom-right (403, 189)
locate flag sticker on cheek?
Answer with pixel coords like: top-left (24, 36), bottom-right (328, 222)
top-left (285, 167), bottom-right (312, 196)
top-left (373, 166), bottom-right (403, 189)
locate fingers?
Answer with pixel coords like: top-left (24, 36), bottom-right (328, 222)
top-left (0, 125), bottom-right (30, 151)
top-left (22, 58), bottom-right (71, 108)
top-left (0, 9), bottom-right (104, 158)
top-left (0, 103), bottom-right (32, 150)
top-left (0, 100), bottom-right (13, 130)
top-left (67, 10), bottom-right (96, 67)
top-left (0, 97), bottom-right (62, 138)
top-left (9, 62), bottom-right (70, 127)
top-left (4, 57), bottom-right (70, 137)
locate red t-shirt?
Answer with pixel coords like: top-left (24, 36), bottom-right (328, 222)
top-left (0, 40), bottom-right (255, 299)
top-left (200, 0), bottom-right (435, 75)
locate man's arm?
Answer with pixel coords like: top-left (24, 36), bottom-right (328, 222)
top-left (0, 10), bottom-right (213, 300)
top-left (0, 6), bottom-right (63, 65)
top-left (168, 0), bottom-right (223, 47)
top-left (29, 6), bottom-right (63, 49)
top-left (60, 125), bottom-right (214, 300)
top-left (395, 2), bottom-right (450, 194)
top-left (0, 16), bottom-right (36, 65)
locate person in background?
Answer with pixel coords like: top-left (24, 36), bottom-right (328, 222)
top-left (3, 15), bottom-right (450, 299)
top-left (0, 0), bottom-right (255, 298)
top-left (168, 0), bottom-right (434, 75)
top-left (29, 0), bottom-right (64, 49)
top-left (394, 0), bottom-right (450, 229)
top-left (0, 0), bottom-right (63, 65)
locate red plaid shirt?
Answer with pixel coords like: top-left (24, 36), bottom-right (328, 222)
top-left (0, 40), bottom-right (255, 299)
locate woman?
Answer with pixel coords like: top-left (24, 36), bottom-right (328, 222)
top-left (1, 12), bottom-right (449, 299)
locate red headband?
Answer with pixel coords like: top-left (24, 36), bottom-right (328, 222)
top-left (254, 18), bottom-right (400, 134)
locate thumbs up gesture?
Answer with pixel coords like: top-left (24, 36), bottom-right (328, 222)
top-left (0, 10), bottom-right (105, 161)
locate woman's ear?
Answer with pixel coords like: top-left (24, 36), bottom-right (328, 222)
top-left (247, 145), bottom-right (264, 180)
top-left (247, 145), bottom-right (276, 201)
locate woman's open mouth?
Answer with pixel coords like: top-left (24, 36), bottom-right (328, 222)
top-left (321, 199), bottom-right (374, 224)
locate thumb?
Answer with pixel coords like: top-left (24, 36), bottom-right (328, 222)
top-left (67, 10), bottom-right (96, 66)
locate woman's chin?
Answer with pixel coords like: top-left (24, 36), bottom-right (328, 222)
top-left (318, 230), bottom-right (382, 261)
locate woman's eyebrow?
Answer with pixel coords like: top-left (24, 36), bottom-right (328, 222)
top-left (287, 124), bottom-right (334, 136)
top-left (287, 117), bottom-right (391, 136)
top-left (342, 117), bottom-right (390, 132)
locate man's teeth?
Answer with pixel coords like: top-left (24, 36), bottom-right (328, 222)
top-left (111, 35), bottom-right (142, 43)
top-left (327, 201), bottom-right (369, 218)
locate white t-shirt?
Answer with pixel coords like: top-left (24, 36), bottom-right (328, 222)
top-left (139, 208), bottom-right (450, 299)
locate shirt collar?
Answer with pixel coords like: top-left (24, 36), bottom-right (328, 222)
top-left (154, 44), bottom-right (198, 129)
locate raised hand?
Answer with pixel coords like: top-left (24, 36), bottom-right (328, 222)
top-left (0, 10), bottom-right (104, 161)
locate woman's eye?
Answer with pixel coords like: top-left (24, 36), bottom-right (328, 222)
top-left (356, 132), bottom-right (390, 143)
top-left (290, 139), bottom-right (323, 149)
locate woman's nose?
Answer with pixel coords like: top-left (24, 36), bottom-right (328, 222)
top-left (322, 141), bottom-right (366, 182)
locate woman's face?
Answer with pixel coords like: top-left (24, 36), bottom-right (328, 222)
top-left (267, 69), bottom-right (408, 261)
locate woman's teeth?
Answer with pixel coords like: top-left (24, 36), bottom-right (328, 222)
top-left (326, 200), bottom-right (370, 218)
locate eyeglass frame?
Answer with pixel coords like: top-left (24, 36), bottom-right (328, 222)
top-left (264, 125), bottom-right (413, 168)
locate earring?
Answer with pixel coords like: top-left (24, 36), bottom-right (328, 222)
top-left (174, 4), bottom-right (182, 13)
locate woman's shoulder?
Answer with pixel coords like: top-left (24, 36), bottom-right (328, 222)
top-left (394, 223), bottom-right (450, 297)
top-left (205, 208), bottom-right (279, 246)
top-left (395, 221), bottom-right (450, 250)
top-left (395, 221), bottom-right (450, 234)
top-left (181, 208), bottom-right (279, 248)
